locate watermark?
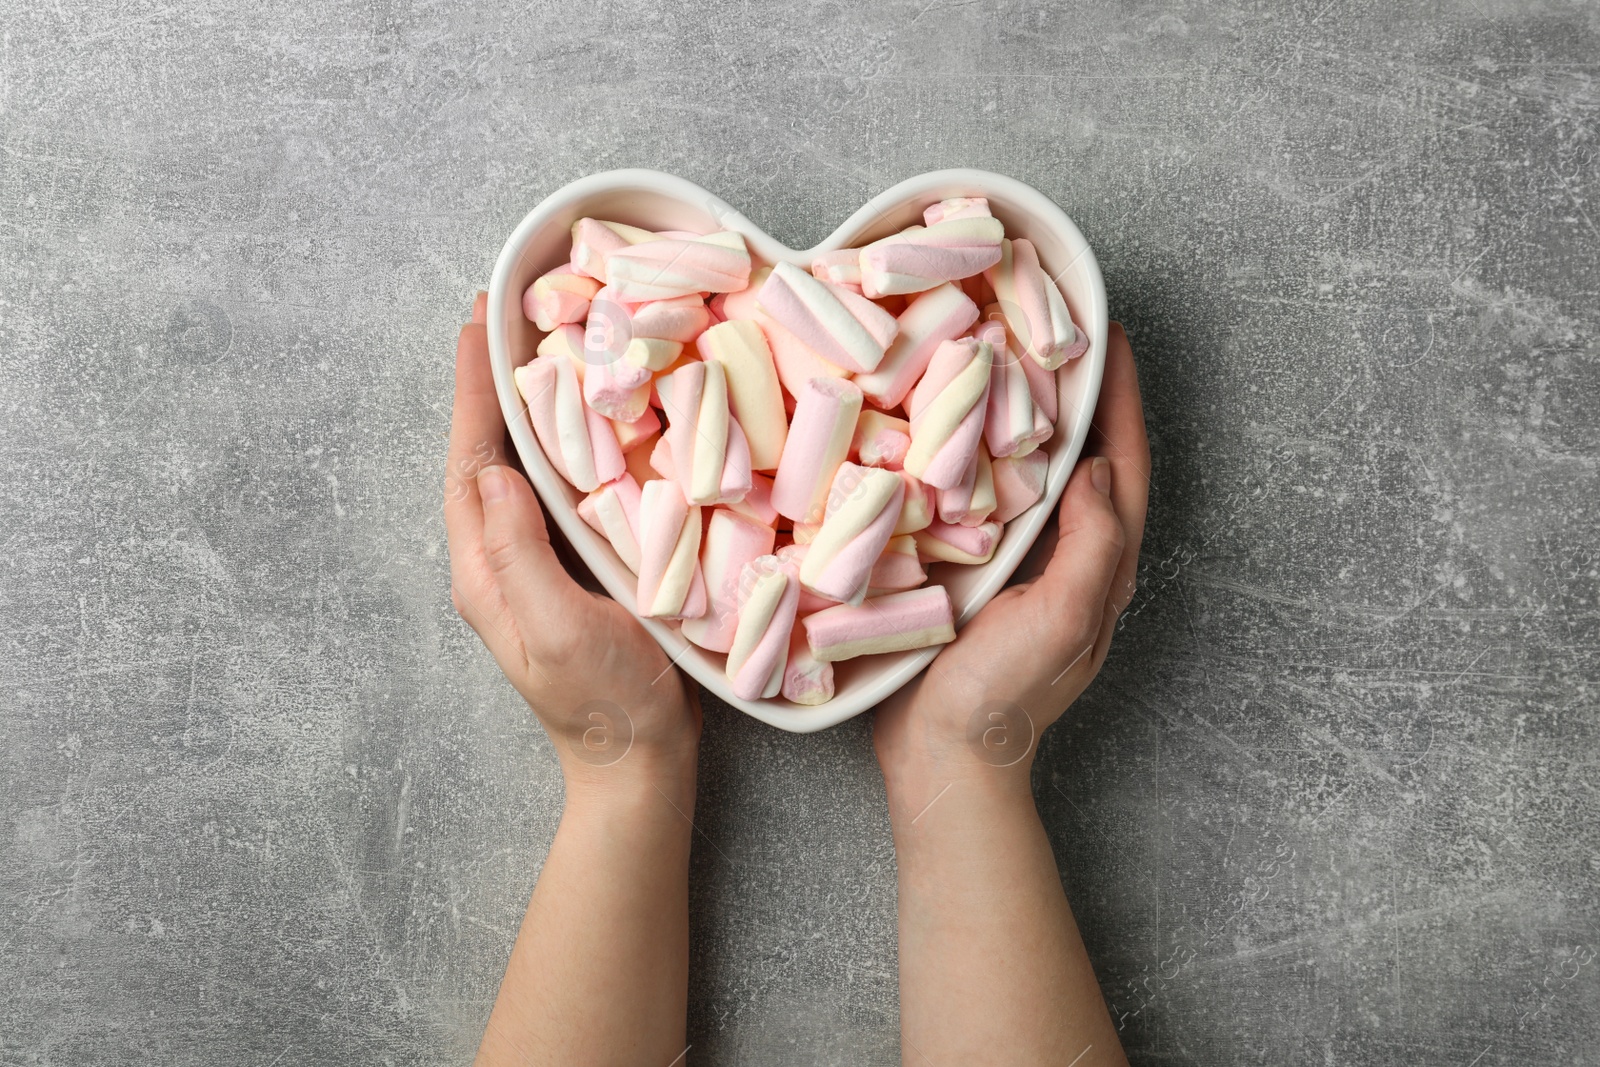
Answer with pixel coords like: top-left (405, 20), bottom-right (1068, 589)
top-left (443, 438), bottom-right (500, 505)
top-left (581, 290), bottom-right (631, 368)
top-left (965, 700), bottom-right (1036, 768)
top-left (565, 699), bottom-right (634, 767)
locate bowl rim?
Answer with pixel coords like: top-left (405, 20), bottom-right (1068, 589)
top-left (486, 167), bottom-right (1107, 733)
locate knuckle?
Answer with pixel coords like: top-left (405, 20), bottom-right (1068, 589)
top-left (482, 528), bottom-right (522, 574)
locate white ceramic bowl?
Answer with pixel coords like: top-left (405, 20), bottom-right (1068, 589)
top-left (487, 168), bottom-right (1106, 733)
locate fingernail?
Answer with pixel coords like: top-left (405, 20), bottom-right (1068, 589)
top-left (477, 465), bottom-right (509, 503)
top-left (1091, 457), bottom-right (1111, 496)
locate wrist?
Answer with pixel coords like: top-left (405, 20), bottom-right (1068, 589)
top-left (560, 726), bottom-right (699, 804)
top-left (875, 698), bottom-right (1039, 803)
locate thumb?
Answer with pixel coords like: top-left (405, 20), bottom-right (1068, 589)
top-left (1025, 456), bottom-right (1125, 659)
top-left (476, 465), bottom-right (588, 657)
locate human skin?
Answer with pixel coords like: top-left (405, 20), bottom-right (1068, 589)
top-left (873, 322), bottom-right (1148, 1067)
top-left (449, 294), bottom-right (700, 1067)
top-left (451, 286), bottom-right (1146, 1065)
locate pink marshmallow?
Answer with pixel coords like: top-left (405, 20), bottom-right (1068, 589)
top-left (914, 519), bottom-right (1001, 565)
top-left (636, 479), bottom-right (708, 620)
top-left (659, 360), bottom-right (752, 506)
top-left (760, 311), bottom-right (851, 400)
top-left (800, 463), bottom-right (906, 605)
top-left (524, 264), bottom-right (601, 332)
top-left (905, 337), bottom-right (993, 490)
top-left (984, 238), bottom-right (1088, 370)
top-left (725, 471), bottom-right (779, 527)
top-left (803, 587), bottom-right (956, 663)
top-left (937, 446), bottom-right (997, 527)
top-left (810, 248), bottom-right (864, 291)
top-left (513, 356), bottom-right (625, 493)
top-left (605, 231), bottom-right (752, 302)
top-left (770, 377), bottom-right (864, 524)
top-left (867, 535), bottom-right (926, 594)
top-left (782, 630), bottom-right (834, 705)
top-left (726, 553), bottom-right (802, 700)
top-left (630, 295), bottom-right (713, 343)
top-left (582, 287), bottom-right (652, 421)
top-left (569, 218), bottom-right (657, 283)
top-left (610, 406), bottom-right (661, 452)
top-left (894, 470), bottom-right (936, 535)
top-left (922, 197), bottom-right (992, 225)
top-left (681, 509), bottom-right (776, 653)
top-left (757, 261), bottom-right (898, 374)
top-left (979, 320), bottom-right (1053, 459)
top-left (577, 473), bottom-right (644, 573)
top-left (990, 451), bottom-right (1049, 523)
top-left (858, 215), bottom-right (1004, 298)
top-left (852, 410), bottom-right (912, 470)
top-left (854, 283), bottom-right (979, 409)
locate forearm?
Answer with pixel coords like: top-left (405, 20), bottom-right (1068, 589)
top-left (886, 761), bottom-right (1126, 1067)
top-left (476, 757), bottom-right (697, 1067)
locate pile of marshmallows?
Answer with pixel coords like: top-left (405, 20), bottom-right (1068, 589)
top-left (517, 197), bottom-right (1086, 706)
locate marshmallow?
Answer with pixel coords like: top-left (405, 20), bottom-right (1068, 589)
top-left (610, 406), bottom-right (661, 453)
top-left (990, 450), bottom-right (1049, 523)
top-left (605, 231), bottom-right (752, 302)
top-left (710, 266), bottom-right (767, 320)
top-left (682, 509), bottom-right (776, 653)
top-left (770, 377), bottom-right (864, 523)
top-left (636, 479), bottom-right (708, 619)
top-left (757, 261), bottom-right (898, 374)
top-left (854, 283), bottom-right (979, 409)
top-left (577, 474), bottom-right (644, 573)
top-left (984, 238), bottom-right (1087, 370)
top-left (582, 287), bottom-right (652, 421)
top-left (776, 544), bottom-right (842, 615)
top-left (811, 248), bottom-right (864, 290)
top-left (914, 519), bottom-right (1001, 565)
top-left (982, 303), bottom-right (1060, 424)
top-left (905, 337), bottom-right (993, 490)
top-left (536, 322), bottom-right (586, 367)
top-left (524, 265), bottom-right (601, 331)
top-left (649, 418), bottom-right (754, 509)
top-left (570, 218), bottom-right (657, 283)
top-left (790, 522), bottom-right (821, 546)
top-left (803, 586), bottom-right (956, 662)
top-left (938, 446), bottom-right (997, 526)
top-left (782, 630), bottom-right (834, 705)
top-left (623, 433), bottom-right (660, 487)
top-left (852, 410), bottom-right (912, 470)
top-left (894, 470), bottom-right (936, 535)
top-left (978, 321), bottom-right (1052, 459)
top-left (858, 215), bottom-right (1004, 298)
top-left (762, 312), bottom-right (851, 401)
top-left (923, 197), bottom-right (992, 225)
top-left (726, 553), bottom-right (801, 700)
top-left (630, 295), bottom-right (713, 343)
top-left (868, 535), bottom-right (926, 595)
top-left (514, 356), bottom-right (625, 493)
top-left (697, 319), bottom-right (788, 471)
top-left (659, 360), bottom-right (752, 506)
top-left (800, 463), bottom-right (905, 605)
top-left (725, 471), bottom-right (779, 527)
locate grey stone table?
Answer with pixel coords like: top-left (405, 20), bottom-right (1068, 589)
top-left (4, 1), bottom-right (1597, 1063)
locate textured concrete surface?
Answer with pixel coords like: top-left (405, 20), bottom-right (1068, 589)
top-left (3, 0), bottom-right (1598, 1063)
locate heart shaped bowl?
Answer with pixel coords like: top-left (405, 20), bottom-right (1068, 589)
top-left (486, 168), bottom-right (1106, 733)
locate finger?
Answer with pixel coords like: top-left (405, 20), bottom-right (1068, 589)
top-left (1025, 456), bottom-right (1124, 661)
top-left (471, 290), bottom-right (488, 325)
top-left (444, 323), bottom-right (509, 552)
top-left (476, 464), bottom-right (591, 662)
top-left (1087, 322), bottom-right (1149, 614)
top-left (444, 322), bottom-right (522, 659)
